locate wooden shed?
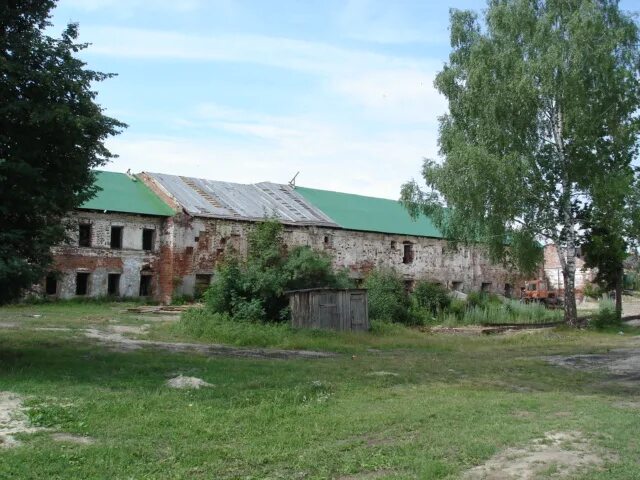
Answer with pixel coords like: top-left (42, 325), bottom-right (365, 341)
top-left (287, 288), bottom-right (369, 331)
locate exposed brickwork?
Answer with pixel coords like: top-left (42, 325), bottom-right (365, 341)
top-left (48, 200), bottom-right (526, 303)
top-left (50, 211), bottom-right (166, 300)
top-left (165, 216), bottom-right (522, 298)
top-left (543, 244), bottom-right (595, 290)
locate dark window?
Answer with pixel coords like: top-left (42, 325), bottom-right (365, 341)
top-left (504, 283), bottom-right (513, 298)
top-left (110, 226), bottom-right (123, 249)
top-left (390, 241), bottom-right (396, 250)
top-left (142, 229), bottom-right (155, 251)
top-left (76, 272), bottom-right (89, 296)
top-left (139, 275), bottom-right (152, 296)
top-left (481, 282), bottom-right (492, 292)
top-left (185, 246), bottom-right (194, 255)
top-left (451, 281), bottom-right (463, 291)
top-left (195, 274), bottom-right (212, 298)
top-left (45, 274), bottom-right (57, 295)
top-left (79, 224), bottom-right (91, 247)
top-left (402, 242), bottom-right (414, 264)
top-left (404, 279), bottom-right (414, 292)
top-left (108, 274), bottom-right (121, 296)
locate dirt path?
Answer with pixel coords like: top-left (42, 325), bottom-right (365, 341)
top-left (463, 431), bottom-right (610, 479)
top-left (545, 334), bottom-right (640, 385)
top-left (82, 328), bottom-right (335, 360)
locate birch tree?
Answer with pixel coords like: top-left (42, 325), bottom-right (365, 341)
top-left (402, 0), bottom-right (640, 324)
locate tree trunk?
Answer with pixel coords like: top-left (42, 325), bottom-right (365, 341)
top-left (562, 267), bottom-right (578, 326)
top-left (551, 104), bottom-right (578, 326)
top-left (615, 266), bottom-right (623, 320)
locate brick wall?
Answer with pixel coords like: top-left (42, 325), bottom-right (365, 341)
top-left (49, 211), bottom-right (166, 300)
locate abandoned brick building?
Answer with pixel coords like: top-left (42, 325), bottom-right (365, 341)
top-left (47, 170), bottom-right (523, 303)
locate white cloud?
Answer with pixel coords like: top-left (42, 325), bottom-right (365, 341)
top-left (80, 26), bottom-right (437, 77)
top-left (81, 26), bottom-right (445, 123)
top-left (329, 69), bottom-right (446, 123)
top-left (105, 117), bottom-right (438, 199)
top-left (74, 25), bottom-right (446, 196)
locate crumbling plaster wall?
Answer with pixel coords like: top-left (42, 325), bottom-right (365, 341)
top-left (51, 211), bottom-right (166, 300)
top-left (543, 244), bottom-right (595, 290)
top-left (167, 216), bottom-right (520, 298)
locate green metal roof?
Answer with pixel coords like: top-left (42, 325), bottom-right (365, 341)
top-left (80, 171), bottom-right (174, 217)
top-left (295, 186), bottom-right (443, 238)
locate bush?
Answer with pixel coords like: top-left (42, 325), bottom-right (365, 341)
top-left (411, 281), bottom-right (451, 314)
top-left (363, 269), bottom-right (410, 324)
top-left (590, 299), bottom-right (620, 329)
top-left (584, 282), bottom-right (605, 300)
top-left (205, 219), bottom-right (353, 323)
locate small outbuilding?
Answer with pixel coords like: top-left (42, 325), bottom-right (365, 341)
top-left (287, 288), bottom-right (369, 332)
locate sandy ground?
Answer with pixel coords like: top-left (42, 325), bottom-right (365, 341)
top-left (82, 328), bottom-right (335, 359)
top-left (463, 431), bottom-right (611, 480)
top-left (0, 392), bottom-right (42, 447)
top-left (50, 433), bottom-right (95, 445)
top-left (166, 375), bottom-right (214, 389)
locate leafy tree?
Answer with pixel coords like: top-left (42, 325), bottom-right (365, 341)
top-left (205, 220), bottom-right (353, 322)
top-left (402, 0), bottom-right (640, 325)
top-left (0, 1), bottom-right (125, 303)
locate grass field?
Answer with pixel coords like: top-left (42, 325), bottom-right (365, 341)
top-left (1, 302), bottom-right (639, 479)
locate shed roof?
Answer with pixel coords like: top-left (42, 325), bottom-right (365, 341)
top-left (295, 186), bottom-right (443, 238)
top-left (80, 171), bottom-right (174, 217)
top-left (145, 172), bottom-right (338, 227)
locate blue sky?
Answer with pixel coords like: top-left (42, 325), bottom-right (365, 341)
top-left (51, 0), bottom-right (639, 198)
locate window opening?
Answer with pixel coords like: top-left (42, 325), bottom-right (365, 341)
top-left (142, 229), bottom-right (154, 251)
top-left (76, 272), bottom-right (89, 295)
top-left (110, 226), bottom-right (123, 249)
top-left (79, 224), bottom-right (91, 247)
top-left (108, 273), bottom-right (121, 296)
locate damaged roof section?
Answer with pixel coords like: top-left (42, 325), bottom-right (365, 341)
top-left (145, 172), bottom-right (338, 227)
top-left (80, 171), bottom-right (175, 217)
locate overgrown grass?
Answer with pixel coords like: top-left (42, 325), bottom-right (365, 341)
top-left (0, 302), bottom-right (639, 478)
top-left (170, 308), bottom-right (421, 352)
top-left (438, 300), bottom-right (564, 326)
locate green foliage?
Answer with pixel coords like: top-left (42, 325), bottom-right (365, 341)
top-left (205, 220), bottom-right (353, 322)
top-left (590, 299), bottom-right (620, 329)
top-left (401, 0), bottom-right (640, 324)
top-left (412, 281), bottom-right (451, 314)
top-left (441, 300), bottom-right (562, 327)
top-left (26, 402), bottom-right (76, 428)
top-left (583, 282), bottom-right (606, 301)
top-left (363, 269), bottom-right (411, 324)
top-left (0, 2), bottom-right (125, 304)
top-left (171, 294), bottom-right (194, 306)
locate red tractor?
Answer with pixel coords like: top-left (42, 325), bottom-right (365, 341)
top-left (521, 279), bottom-right (564, 308)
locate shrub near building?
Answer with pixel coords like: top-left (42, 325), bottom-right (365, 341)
top-left (204, 219), bottom-right (351, 323)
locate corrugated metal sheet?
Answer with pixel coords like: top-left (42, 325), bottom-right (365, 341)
top-left (146, 172), bottom-right (338, 226)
